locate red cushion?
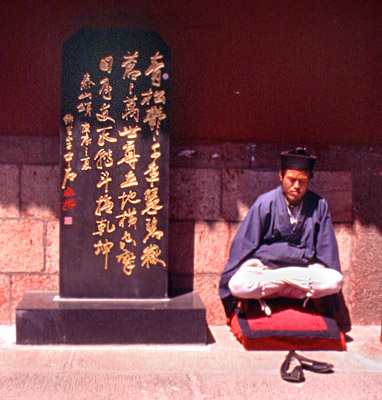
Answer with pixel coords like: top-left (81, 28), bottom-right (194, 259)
top-left (228, 298), bottom-right (347, 351)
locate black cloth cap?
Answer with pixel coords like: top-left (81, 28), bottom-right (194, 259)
top-left (280, 147), bottom-right (316, 172)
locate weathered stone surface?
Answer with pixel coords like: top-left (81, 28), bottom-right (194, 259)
top-left (353, 171), bottom-right (382, 226)
top-left (341, 273), bottom-right (351, 308)
top-left (0, 220), bottom-right (45, 273)
top-left (170, 168), bottom-right (221, 220)
top-left (316, 144), bottom-right (382, 172)
top-left (193, 274), bottom-right (226, 326)
top-left (42, 136), bottom-right (60, 164)
top-left (247, 143), bottom-right (354, 172)
top-left (222, 170), bottom-right (279, 221)
top-left (46, 220), bottom-right (59, 274)
top-left (350, 220), bottom-right (382, 325)
top-left (169, 221), bottom-right (241, 275)
top-left (11, 274), bottom-right (59, 323)
top-left (171, 140), bottom-right (252, 169)
top-left (0, 164), bottom-right (19, 218)
top-left (0, 135), bottom-right (44, 164)
top-left (250, 143), bottom-right (289, 170)
top-left (194, 221), bottom-right (238, 274)
top-left (350, 171), bottom-right (382, 325)
top-left (250, 143), bottom-right (382, 173)
top-left (21, 165), bottom-right (60, 218)
top-left (334, 223), bottom-right (352, 275)
top-left (0, 275), bottom-right (10, 324)
top-left (310, 172), bottom-right (353, 222)
top-left (168, 221), bottom-right (195, 274)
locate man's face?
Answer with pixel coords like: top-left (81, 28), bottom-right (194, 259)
top-left (279, 169), bottom-right (310, 205)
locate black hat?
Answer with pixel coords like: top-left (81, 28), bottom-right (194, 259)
top-left (280, 147), bottom-right (316, 172)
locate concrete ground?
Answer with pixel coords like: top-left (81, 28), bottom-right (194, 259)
top-left (0, 324), bottom-right (381, 400)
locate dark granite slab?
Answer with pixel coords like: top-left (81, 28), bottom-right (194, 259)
top-left (16, 291), bottom-right (206, 345)
top-left (60, 28), bottom-right (171, 299)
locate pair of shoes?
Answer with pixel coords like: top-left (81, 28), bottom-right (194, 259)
top-left (280, 351), bottom-right (305, 382)
top-left (294, 352), bottom-right (334, 373)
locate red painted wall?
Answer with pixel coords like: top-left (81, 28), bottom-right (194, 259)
top-left (1, 0), bottom-right (381, 144)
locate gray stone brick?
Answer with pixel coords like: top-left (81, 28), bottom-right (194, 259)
top-left (21, 165), bottom-right (60, 218)
top-left (170, 168), bottom-right (221, 220)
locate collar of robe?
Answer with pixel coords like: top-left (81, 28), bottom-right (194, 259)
top-left (285, 198), bottom-right (304, 227)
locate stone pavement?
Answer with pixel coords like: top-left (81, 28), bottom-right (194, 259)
top-left (0, 324), bottom-right (381, 400)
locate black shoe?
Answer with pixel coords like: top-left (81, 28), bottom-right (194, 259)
top-left (280, 351), bottom-right (305, 382)
top-left (294, 352), bottom-right (334, 373)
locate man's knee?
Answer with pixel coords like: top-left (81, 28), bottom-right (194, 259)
top-left (227, 276), bottom-right (241, 296)
top-left (312, 269), bottom-right (343, 297)
top-left (228, 275), bottom-right (262, 298)
top-left (228, 265), bottom-right (263, 297)
top-left (330, 270), bottom-right (343, 292)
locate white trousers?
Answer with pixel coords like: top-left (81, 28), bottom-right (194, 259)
top-left (228, 259), bottom-right (343, 300)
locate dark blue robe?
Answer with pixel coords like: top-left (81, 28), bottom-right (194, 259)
top-left (219, 185), bottom-right (341, 317)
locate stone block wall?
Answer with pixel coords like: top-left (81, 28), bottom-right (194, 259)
top-left (1, 135), bottom-right (382, 326)
top-left (0, 136), bottom-right (60, 324)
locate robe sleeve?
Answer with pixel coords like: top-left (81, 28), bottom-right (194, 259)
top-left (315, 199), bottom-right (341, 272)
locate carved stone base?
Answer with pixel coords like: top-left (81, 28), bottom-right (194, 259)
top-left (16, 291), bottom-right (206, 345)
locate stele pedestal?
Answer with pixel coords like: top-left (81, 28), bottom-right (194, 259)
top-left (16, 28), bottom-right (206, 344)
